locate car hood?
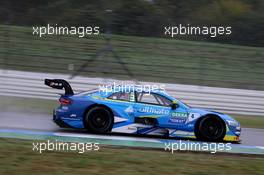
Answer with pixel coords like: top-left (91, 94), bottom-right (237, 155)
top-left (188, 107), bottom-right (239, 124)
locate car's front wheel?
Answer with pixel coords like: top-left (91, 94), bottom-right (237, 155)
top-left (85, 106), bottom-right (114, 134)
top-left (195, 115), bottom-right (226, 142)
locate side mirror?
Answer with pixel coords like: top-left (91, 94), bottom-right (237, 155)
top-left (171, 101), bottom-right (178, 110)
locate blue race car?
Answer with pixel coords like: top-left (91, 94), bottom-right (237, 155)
top-left (45, 79), bottom-right (241, 142)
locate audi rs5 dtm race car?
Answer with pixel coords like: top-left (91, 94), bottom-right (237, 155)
top-left (45, 79), bottom-right (241, 142)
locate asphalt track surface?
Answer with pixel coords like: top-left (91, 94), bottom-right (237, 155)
top-left (0, 111), bottom-right (264, 147)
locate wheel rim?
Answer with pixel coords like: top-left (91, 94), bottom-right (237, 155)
top-left (200, 117), bottom-right (224, 140)
top-left (90, 110), bottom-right (110, 129)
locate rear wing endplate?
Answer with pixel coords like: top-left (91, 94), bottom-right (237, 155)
top-left (44, 79), bottom-right (74, 95)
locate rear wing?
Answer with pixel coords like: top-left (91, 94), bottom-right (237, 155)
top-left (44, 79), bottom-right (74, 95)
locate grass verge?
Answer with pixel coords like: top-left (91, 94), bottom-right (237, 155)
top-left (0, 96), bottom-right (57, 114)
top-left (0, 138), bottom-right (263, 175)
top-left (233, 115), bottom-right (264, 129)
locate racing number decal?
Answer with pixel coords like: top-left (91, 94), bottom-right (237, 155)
top-left (130, 93), bottom-right (135, 102)
top-left (169, 112), bottom-right (200, 124)
top-left (187, 113), bottom-right (200, 123)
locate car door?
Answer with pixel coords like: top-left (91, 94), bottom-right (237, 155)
top-left (133, 92), bottom-right (188, 128)
top-left (105, 92), bottom-right (135, 121)
top-left (133, 92), bottom-right (171, 123)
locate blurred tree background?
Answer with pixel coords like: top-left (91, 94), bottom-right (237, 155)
top-left (0, 0), bottom-right (263, 46)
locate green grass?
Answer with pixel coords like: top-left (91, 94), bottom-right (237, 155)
top-left (0, 96), bottom-right (57, 114)
top-left (233, 115), bottom-right (264, 129)
top-left (0, 138), bottom-right (263, 175)
top-left (0, 96), bottom-right (263, 129)
top-left (0, 25), bottom-right (264, 90)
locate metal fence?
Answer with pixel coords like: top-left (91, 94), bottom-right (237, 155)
top-left (1, 69), bottom-right (263, 116)
top-left (1, 25), bottom-right (264, 91)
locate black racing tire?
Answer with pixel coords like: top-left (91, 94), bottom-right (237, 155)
top-left (84, 106), bottom-right (114, 134)
top-left (195, 115), bottom-right (226, 142)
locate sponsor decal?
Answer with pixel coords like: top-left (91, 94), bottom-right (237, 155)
top-left (187, 124), bottom-right (194, 128)
top-left (70, 114), bottom-right (77, 118)
top-left (138, 106), bottom-right (170, 115)
top-left (62, 106), bottom-right (69, 110)
top-left (124, 105), bottom-right (134, 113)
top-left (171, 112), bottom-right (188, 118)
top-left (169, 112), bottom-right (200, 124)
top-left (49, 81), bottom-right (62, 87)
top-left (169, 112), bottom-right (188, 123)
top-left (128, 126), bottom-right (137, 130)
top-left (169, 118), bottom-right (186, 124)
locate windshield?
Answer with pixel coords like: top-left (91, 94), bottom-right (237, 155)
top-left (158, 91), bottom-right (191, 109)
top-left (178, 99), bottom-right (191, 109)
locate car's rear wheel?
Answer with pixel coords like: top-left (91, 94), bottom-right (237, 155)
top-left (85, 106), bottom-right (114, 134)
top-left (195, 115), bottom-right (226, 142)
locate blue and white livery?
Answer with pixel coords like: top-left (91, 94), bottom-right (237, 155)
top-left (45, 79), bottom-right (241, 142)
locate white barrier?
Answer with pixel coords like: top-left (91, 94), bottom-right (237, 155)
top-left (0, 69), bottom-right (263, 116)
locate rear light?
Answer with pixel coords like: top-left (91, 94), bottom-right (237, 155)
top-left (59, 98), bottom-right (72, 105)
